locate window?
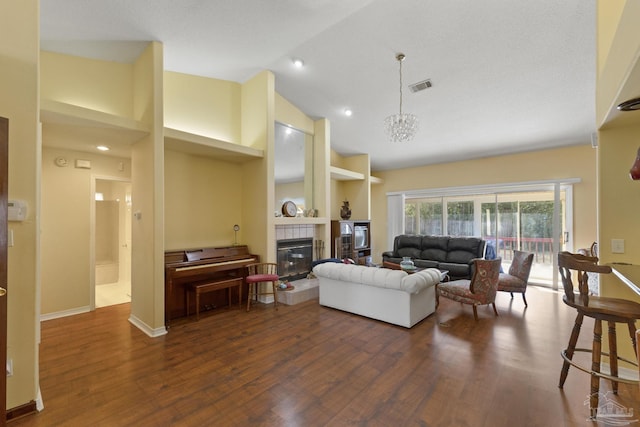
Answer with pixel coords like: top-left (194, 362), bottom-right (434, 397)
top-left (394, 180), bottom-right (576, 288)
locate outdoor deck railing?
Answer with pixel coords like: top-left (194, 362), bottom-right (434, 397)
top-left (486, 236), bottom-right (554, 264)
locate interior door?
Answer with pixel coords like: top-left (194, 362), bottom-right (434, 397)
top-left (0, 117), bottom-right (9, 425)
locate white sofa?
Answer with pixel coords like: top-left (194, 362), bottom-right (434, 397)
top-left (312, 263), bottom-right (441, 328)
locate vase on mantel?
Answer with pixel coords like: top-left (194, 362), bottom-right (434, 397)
top-left (340, 200), bottom-right (351, 220)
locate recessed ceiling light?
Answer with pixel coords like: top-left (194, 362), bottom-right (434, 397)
top-left (292, 58), bottom-right (304, 68)
top-left (344, 109), bottom-right (353, 117)
top-left (96, 145), bottom-right (110, 151)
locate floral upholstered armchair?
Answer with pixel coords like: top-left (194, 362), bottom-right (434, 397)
top-left (436, 258), bottom-right (502, 321)
top-left (497, 250), bottom-right (534, 306)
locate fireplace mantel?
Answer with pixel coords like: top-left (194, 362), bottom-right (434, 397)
top-left (273, 217), bottom-right (328, 225)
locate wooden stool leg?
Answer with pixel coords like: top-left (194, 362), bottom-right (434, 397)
top-left (246, 283), bottom-right (253, 312)
top-left (472, 305), bottom-right (478, 321)
top-left (492, 302), bottom-right (498, 317)
top-left (608, 321), bottom-right (618, 394)
top-left (629, 321), bottom-right (639, 358)
top-left (590, 319), bottom-right (603, 419)
top-left (272, 281), bottom-right (278, 311)
top-left (560, 313), bottom-right (584, 388)
top-left (238, 282), bottom-right (242, 309)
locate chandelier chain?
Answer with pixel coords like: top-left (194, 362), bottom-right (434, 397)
top-left (384, 52), bottom-right (418, 142)
top-left (398, 56), bottom-right (403, 116)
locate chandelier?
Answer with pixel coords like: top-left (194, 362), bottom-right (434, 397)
top-left (384, 53), bottom-right (418, 142)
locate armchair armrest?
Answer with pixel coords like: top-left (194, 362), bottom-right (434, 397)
top-left (382, 251), bottom-right (395, 258)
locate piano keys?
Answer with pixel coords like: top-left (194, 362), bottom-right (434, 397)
top-left (164, 245), bottom-right (259, 325)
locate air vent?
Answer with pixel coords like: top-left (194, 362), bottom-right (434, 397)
top-left (409, 79), bottom-right (432, 93)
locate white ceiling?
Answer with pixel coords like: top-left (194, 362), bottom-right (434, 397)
top-left (40, 0), bottom-right (596, 171)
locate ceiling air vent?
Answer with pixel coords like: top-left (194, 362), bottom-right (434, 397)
top-left (408, 79), bottom-right (432, 93)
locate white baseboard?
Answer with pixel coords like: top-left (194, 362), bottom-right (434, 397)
top-left (128, 314), bottom-right (167, 338)
top-left (600, 362), bottom-right (640, 381)
top-left (35, 387), bottom-right (44, 411)
top-left (40, 306), bottom-right (90, 321)
top-left (258, 294), bottom-right (275, 304)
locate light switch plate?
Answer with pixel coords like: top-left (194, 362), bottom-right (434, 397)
top-left (611, 239), bottom-right (625, 254)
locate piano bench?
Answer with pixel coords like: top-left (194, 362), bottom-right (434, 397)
top-left (185, 277), bottom-right (243, 321)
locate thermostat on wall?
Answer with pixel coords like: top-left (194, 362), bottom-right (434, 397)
top-left (8, 199), bottom-right (27, 221)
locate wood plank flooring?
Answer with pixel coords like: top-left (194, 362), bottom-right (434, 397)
top-left (9, 286), bottom-right (640, 426)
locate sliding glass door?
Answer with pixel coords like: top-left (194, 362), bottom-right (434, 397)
top-left (482, 190), bottom-right (565, 286)
top-left (403, 185), bottom-right (570, 288)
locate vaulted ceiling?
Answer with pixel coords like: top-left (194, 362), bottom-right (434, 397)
top-left (40, 0), bottom-right (596, 171)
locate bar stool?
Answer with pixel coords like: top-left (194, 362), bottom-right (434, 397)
top-left (245, 263), bottom-right (279, 312)
top-left (557, 251), bottom-right (640, 419)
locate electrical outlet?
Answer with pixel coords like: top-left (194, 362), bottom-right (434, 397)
top-left (6, 359), bottom-right (12, 377)
top-left (611, 239), bottom-right (625, 254)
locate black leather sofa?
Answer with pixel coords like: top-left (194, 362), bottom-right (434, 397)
top-left (382, 234), bottom-right (487, 280)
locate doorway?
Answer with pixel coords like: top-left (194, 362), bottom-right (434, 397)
top-left (94, 178), bottom-right (131, 308)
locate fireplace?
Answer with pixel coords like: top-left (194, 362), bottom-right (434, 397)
top-left (276, 238), bottom-right (313, 281)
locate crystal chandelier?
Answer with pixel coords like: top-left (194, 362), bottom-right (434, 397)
top-left (384, 53), bottom-right (418, 142)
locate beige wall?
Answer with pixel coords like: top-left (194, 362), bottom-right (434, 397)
top-left (164, 71), bottom-right (241, 143)
top-left (1, 0), bottom-right (40, 411)
top-left (275, 181), bottom-right (305, 211)
top-left (164, 150), bottom-right (245, 249)
top-left (370, 144), bottom-right (597, 260)
top-left (596, 0), bottom-right (626, 77)
top-left (129, 42), bottom-right (165, 334)
top-left (596, 0), bottom-right (640, 361)
top-left (275, 93), bottom-right (314, 134)
top-left (598, 124), bottom-right (640, 267)
top-left (41, 148), bottom-right (131, 315)
top-left (241, 71), bottom-right (274, 261)
top-left (41, 51), bottom-right (134, 117)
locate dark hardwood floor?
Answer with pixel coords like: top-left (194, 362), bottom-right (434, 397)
top-left (9, 286), bottom-right (640, 426)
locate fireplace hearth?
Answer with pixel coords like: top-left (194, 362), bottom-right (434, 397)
top-left (276, 238), bottom-right (313, 281)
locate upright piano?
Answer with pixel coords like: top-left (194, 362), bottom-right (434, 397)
top-left (164, 245), bottom-right (259, 325)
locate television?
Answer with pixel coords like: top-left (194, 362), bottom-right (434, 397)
top-left (354, 225), bottom-right (369, 249)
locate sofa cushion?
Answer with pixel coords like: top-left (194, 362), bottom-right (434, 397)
top-left (313, 263), bottom-right (406, 288)
top-left (312, 263), bottom-right (440, 294)
top-left (413, 259), bottom-right (439, 269)
top-left (401, 268), bottom-right (442, 293)
top-left (395, 235), bottom-right (423, 259)
top-left (383, 234), bottom-right (486, 280)
top-left (438, 262), bottom-right (471, 279)
top-left (446, 237), bottom-right (484, 264)
top-left (420, 236), bottom-right (449, 262)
